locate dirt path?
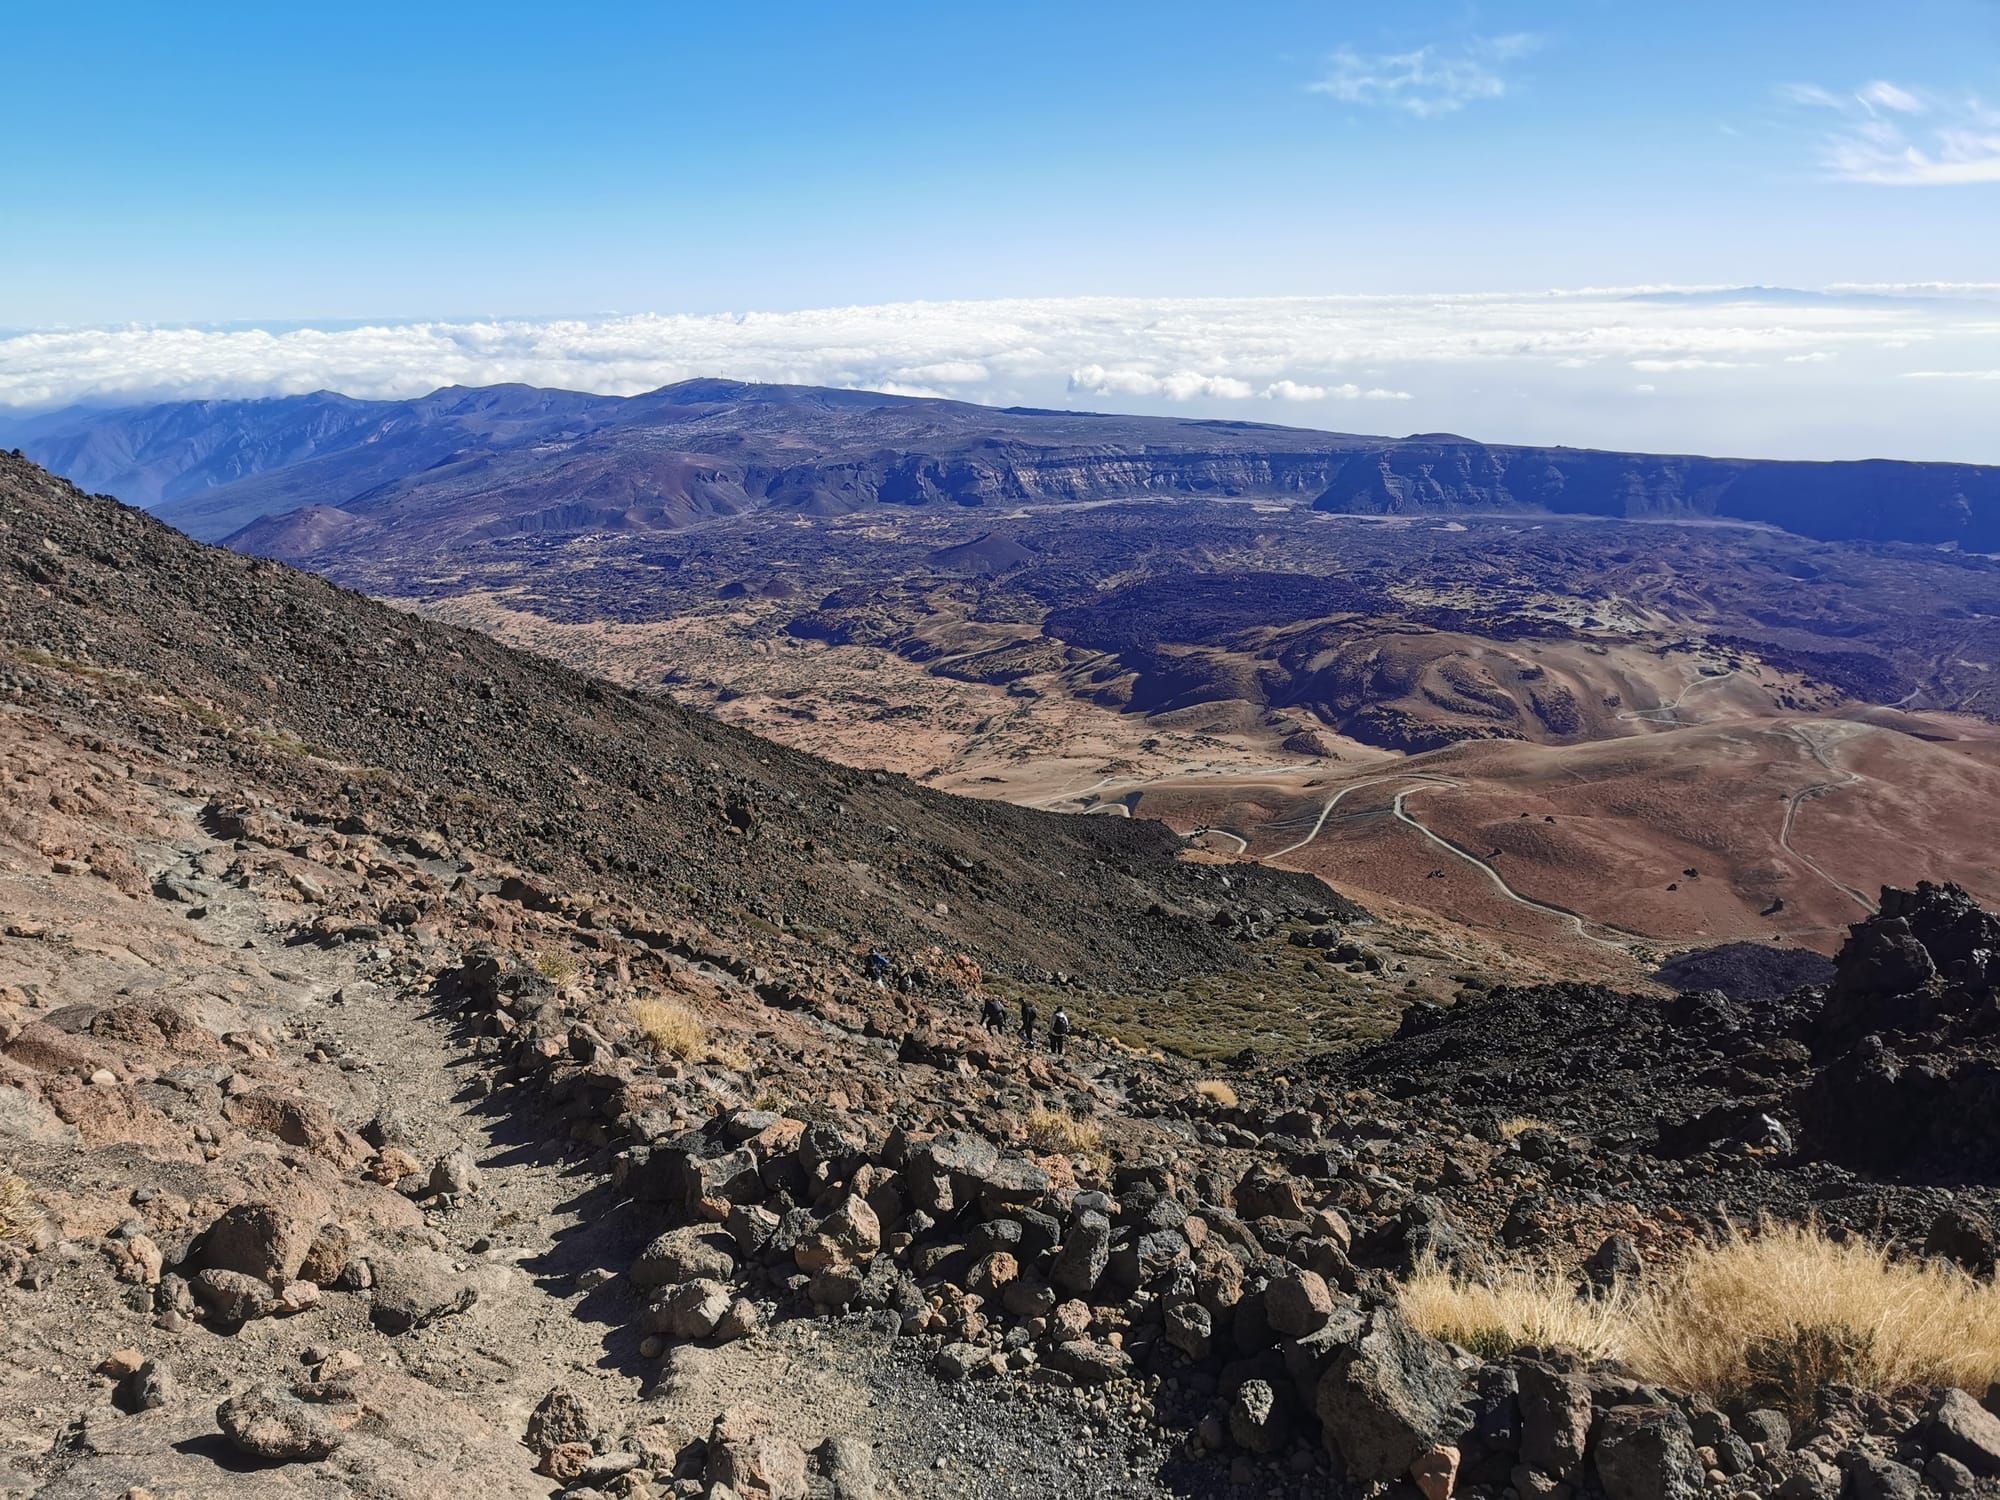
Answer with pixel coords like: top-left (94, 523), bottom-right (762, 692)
top-left (1261, 774), bottom-right (1459, 860)
top-left (1780, 723), bottom-right (1879, 916)
top-left (1389, 785), bottom-right (1635, 950)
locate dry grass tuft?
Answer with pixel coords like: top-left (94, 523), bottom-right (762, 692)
top-left (1193, 1079), bottom-right (1239, 1110)
top-left (1399, 1223), bottom-right (2000, 1413)
top-left (0, 1173), bottom-right (37, 1245)
top-left (1495, 1115), bottom-right (1548, 1141)
top-left (629, 998), bottom-right (705, 1062)
top-left (1026, 1107), bottom-right (1105, 1160)
top-left (533, 950), bottom-right (584, 991)
top-left (1399, 1257), bottom-right (1634, 1362)
top-left (1627, 1222), bottom-right (2000, 1413)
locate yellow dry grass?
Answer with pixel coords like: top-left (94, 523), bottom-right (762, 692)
top-left (1398, 1223), bottom-right (2000, 1412)
top-left (1494, 1115), bottom-right (1548, 1141)
top-left (1026, 1107), bottom-right (1105, 1160)
top-left (533, 949), bottom-right (584, 991)
top-left (0, 1173), bottom-right (36, 1244)
top-left (628, 998), bottom-right (705, 1061)
top-left (1398, 1257), bottom-right (1634, 1362)
top-left (1627, 1222), bottom-right (2000, 1411)
top-left (1193, 1079), bottom-right (1239, 1109)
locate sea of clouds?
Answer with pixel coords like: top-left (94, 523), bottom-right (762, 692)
top-left (3, 286), bottom-right (1996, 462)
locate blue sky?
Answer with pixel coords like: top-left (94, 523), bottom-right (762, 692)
top-left (5, 0), bottom-right (1996, 323)
top-left (2, 1), bottom-right (1996, 461)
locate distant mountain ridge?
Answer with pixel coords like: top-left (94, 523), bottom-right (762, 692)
top-left (1318, 439), bottom-right (2000, 545)
top-left (6, 379), bottom-right (1999, 554)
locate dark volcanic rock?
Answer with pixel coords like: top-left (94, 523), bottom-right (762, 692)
top-left (1313, 1309), bottom-right (1464, 1484)
top-left (1655, 943), bottom-right (1835, 1003)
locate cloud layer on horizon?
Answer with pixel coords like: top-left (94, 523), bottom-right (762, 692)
top-left (2, 286), bottom-right (1997, 463)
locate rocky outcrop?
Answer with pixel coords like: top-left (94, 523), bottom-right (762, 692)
top-left (1799, 882), bottom-right (2000, 1179)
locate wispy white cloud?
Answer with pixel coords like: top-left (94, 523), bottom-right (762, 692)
top-left (1262, 379), bottom-right (1327, 401)
top-left (1068, 365), bottom-right (1254, 401)
top-left (1262, 379), bottom-right (1411, 402)
top-left (1786, 79), bottom-right (2000, 185)
top-left (1310, 33), bottom-right (1539, 118)
top-left (1858, 80), bottom-right (1924, 114)
top-left (1902, 368), bottom-right (2000, 381)
top-left (1, 285), bottom-right (1996, 461)
top-left (1630, 357), bottom-right (1752, 372)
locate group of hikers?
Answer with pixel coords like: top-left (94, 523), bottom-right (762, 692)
top-left (866, 948), bottom-right (1071, 1054)
top-left (981, 993), bottom-right (1070, 1054)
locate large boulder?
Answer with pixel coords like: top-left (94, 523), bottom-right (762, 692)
top-left (200, 1201), bottom-right (320, 1285)
top-left (706, 1403), bottom-right (809, 1500)
top-left (629, 1138), bottom-right (763, 1214)
top-left (631, 1226), bottom-right (737, 1289)
top-left (215, 1384), bottom-right (343, 1463)
top-left (906, 1131), bottom-right (1001, 1216)
top-left (1230, 1379), bottom-right (1292, 1454)
top-left (193, 1268), bottom-right (276, 1326)
top-left (816, 1434), bottom-right (879, 1500)
top-left (1050, 1211), bottom-right (1112, 1295)
top-left (368, 1248), bottom-right (478, 1333)
top-left (1046, 1338), bottom-right (1132, 1385)
top-left (1265, 1268), bottom-right (1337, 1337)
top-left (1314, 1310), bottom-right (1464, 1484)
top-left (525, 1386), bottom-right (597, 1459)
top-left (1592, 1404), bottom-right (1699, 1500)
top-left (1925, 1209), bottom-right (1998, 1277)
top-left (1234, 1164), bottom-right (1308, 1222)
top-left (795, 1194), bottom-right (880, 1273)
top-left (1924, 1388), bottom-right (2000, 1478)
top-left (647, 1278), bottom-right (733, 1339)
top-left (1517, 1362), bottom-right (1594, 1479)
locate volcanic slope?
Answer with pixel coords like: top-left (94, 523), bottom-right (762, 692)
top-left (0, 452), bottom-right (1333, 991)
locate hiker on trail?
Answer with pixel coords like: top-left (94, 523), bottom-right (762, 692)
top-left (1049, 1007), bottom-right (1071, 1057)
top-left (867, 950), bottom-right (890, 989)
top-left (982, 995), bottom-right (1008, 1034)
top-left (1020, 998), bottom-right (1039, 1049)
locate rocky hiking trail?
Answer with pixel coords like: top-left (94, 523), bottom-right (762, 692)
top-left (0, 763), bottom-right (612, 1498)
top-left (0, 731), bottom-right (1148, 1500)
top-left (0, 674), bottom-right (1254, 1498)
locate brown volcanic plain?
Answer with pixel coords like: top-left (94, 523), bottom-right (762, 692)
top-left (267, 493), bottom-right (2000, 978)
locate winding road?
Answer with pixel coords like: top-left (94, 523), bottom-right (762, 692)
top-left (1391, 784), bottom-right (1634, 949)
top-left (1026, 669), bottom-right (1878, 952)
top-left (1264, 773), bottom-right (1461, 859)
top-left (1615, 665), bottom-right (1739, 724)
top-left (1262, 771), bottom-right (1637, 949)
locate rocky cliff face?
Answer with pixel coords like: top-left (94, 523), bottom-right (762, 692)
top-left (14, 380), bottom-right (1997, 557)
top-left (1314, 440), bottom-right (2000, 547)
